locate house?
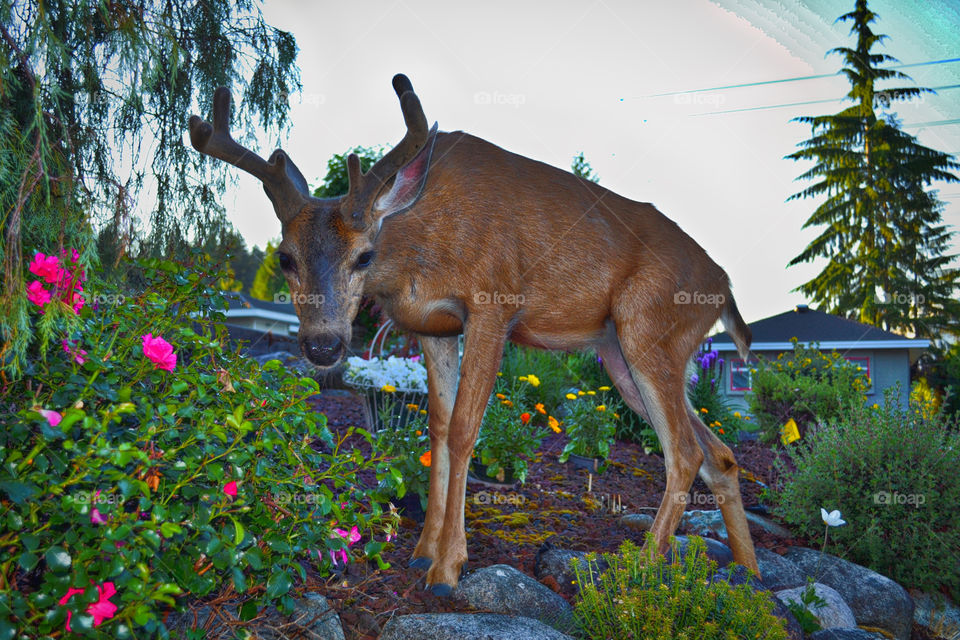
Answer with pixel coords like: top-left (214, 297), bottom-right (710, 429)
top-left (710, 305), bottom-right (929, 410)
top-left (223, 292), bottom-right (299, 337)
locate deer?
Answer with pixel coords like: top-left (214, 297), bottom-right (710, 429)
top-left (188, 74), bottom-right (760, 596)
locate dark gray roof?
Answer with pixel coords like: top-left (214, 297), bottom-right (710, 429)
top-left (712, 306), bottom-right (926, 346)
top-left (224, 291), bottom-right (295, 314)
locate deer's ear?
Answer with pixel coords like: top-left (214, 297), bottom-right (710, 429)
top-left (372, 122), bottom-right (438, 224)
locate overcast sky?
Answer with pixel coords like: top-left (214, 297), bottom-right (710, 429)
top-left (214, 0), bottom-right (960, 324)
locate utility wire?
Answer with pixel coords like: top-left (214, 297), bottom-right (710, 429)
top-left (639, 57), bottom-right (960, 98)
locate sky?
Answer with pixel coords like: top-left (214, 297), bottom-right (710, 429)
top-left (213, 0), bottom-right (960, 325)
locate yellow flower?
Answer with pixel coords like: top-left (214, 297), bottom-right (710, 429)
top-left (700, 408), bottom-right (708, 414)
top-left (548, 416), bottom-right (561, 433)
top-left (613, 413), bottom-right (620, 419)
top-left (744, 416), bottom-right (751, 420)
top-left (525, 374), bottom-right (540, 387)
top-left (382, 384), bottom-right (396, 393)
top-left (518, 375), bottom-right (528, 381)
top-left (599, 386), bottom-right (611, 391)
top-left (496, 372), bottom-right (503, 377)
top-left (872, 403), bottom-right (879, 409)
top-left (586, 390), bottom-right (596, 396)
top-left (420, 409), bottom-right (428, 415)
top-left (406, 403), bottom-right (419, 411)
top-left (734, 411), bottom-right (741, 418)
top-left (596, 405), bottom-right (606, 412)
top-left (565, 393), bottom-right (577, 401)
top-left (577, 391), bottom-right (585, 396)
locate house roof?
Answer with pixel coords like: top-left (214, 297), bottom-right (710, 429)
top-left (711, 305), bottom-right (929, 355)
top-left (223, 292), bottom-right (299, 326)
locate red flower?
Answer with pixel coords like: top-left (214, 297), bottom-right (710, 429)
top-left (520, 412), bottom-right (531, 424)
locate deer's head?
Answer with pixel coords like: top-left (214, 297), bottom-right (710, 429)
top-left (188, 75), bottom-right (437, 368)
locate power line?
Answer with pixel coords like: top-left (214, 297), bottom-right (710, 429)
top-left (903, 118), bottom-right (960, 128)
top-left (639, 57), bottom-right (960, 98)
top-left (690, 84), bottom-right (960, 117)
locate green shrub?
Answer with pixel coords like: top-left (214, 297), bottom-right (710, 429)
top-left (0, 253), bottom-right (396, 638)
top-left (371, 400), bottom-right (431, 510)
top-left (772, 390), bottom-right (960, 593)
top-left (688, 340), bottom-right (750, 446)
top-left (559, 388), bottom-right (621, 463)
top-left (571, 535), bottom-right (788, 640)
top-left (748, 340), bottom-right (870, 443)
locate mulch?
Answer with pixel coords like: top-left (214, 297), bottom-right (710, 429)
top-left (296, 390), bottom-right (807, 640)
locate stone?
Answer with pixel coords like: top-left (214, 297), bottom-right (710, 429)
top-left (164, 593), bottom-right (345, 640)
top-left (619, 512), bottom-right (654, 532)
top-left (678, 508), bottom-right (793, 539)
top-left (910, 589), bottom-right (960, 638)
top-left (756, 548), bottom-right (806, 591)
top-left (456, 564), bottom-right (574, 632)
top-left (666, 535), bottom-right (734, 568)
top-left (784, 546), bottom-right (913, 640)
top-left (776, 583), bottom-right (857, 629)
top-left (808, 629), bottom-right (889, 640)
top-left (378, 613), bottom-right (576, 640)
top-left (533, 547), bottom-right (606, 595)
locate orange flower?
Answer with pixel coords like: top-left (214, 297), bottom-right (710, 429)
top-left (415, 430), bottom-right (423, 436)
top-left (520, 412), bottom-right (531, 424)
top-left (534, 403), bottom-right (547, 415)
top-left (496, 393), bottom-right (507, 400)
top-left (548, 416), bottom-right (561, 433)
top-left (718, 428), bottom-right (725, 435)
top-left (420, 450), bottom-right (432, 467)
top-left (501, 399), bottom-right (513, 407)
top-left (406, 403), bottom-right (419, 411)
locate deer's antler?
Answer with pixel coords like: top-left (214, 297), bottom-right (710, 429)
top-left (189, 88), bottom-right (310, 223)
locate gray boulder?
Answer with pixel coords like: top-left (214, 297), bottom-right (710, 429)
top-left (784, 546), bottom-right (913, 640)
top-left (619, 512), bottom-right (654, 532)
top-left (679, 508), bottom-right (793, 539)
top-left (665, 535), bottom-right (734, 568)
top-left (533, 547), bottom-right (606, 595)
top-left (756, 548), bottom-right (806, 591)
top-left (378, 613), bottom-right (575, 640)
top-left (808, 629), bottom-right (889, 640)
top-left (776, 583), bottom-right (856, 629)
top-left (910, 589), bottom-right (960, 638)
top-left (457, 564), bottom-right (574, 632)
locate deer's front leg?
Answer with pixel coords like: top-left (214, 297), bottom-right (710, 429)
top-left (424, 319), bottom-right (507, 596)
top-left (410, 335), bottom-right (460, 570)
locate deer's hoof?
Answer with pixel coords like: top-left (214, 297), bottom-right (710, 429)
top-left (429, 582), bottom-right (454, 598)
top-left (409, 556), bottom-right (433, 570)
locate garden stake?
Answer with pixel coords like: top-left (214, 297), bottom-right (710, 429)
top-left (189, 73), bottom-right (761, 595)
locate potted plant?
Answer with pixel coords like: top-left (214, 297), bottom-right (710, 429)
top-left (344, 354), bottom-right (428, 430)
top-left (558, 387), bottom-right (621, 471)
top-left (472, 374), bottom-right (557, 484)
top-left (369, 401), bottom-right (431, 520)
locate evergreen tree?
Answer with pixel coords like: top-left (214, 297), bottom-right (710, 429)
top-left (571, 151), bottom-right (600, 183)
top-left (787, 0), bottom-right (960, 341)
top-left (0, 0), bottom-right (300, 374)
top-left (250, 240), bottom-right (286, 302)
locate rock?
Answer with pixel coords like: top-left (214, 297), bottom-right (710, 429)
top-left (776, 583), bottom-right (857, 629)
top-left (756, 548), bottom-right (806, 591)
top-left (678, 508), bottom-right (793, 539)
top-left (910, 589), bottom-right (960, 638)
top-left (456, 564), bottom-right (574, 632)
top-left (784, 546), bottom-right (913, 640)
top-left (164, 594), bottom-right (345, 640)
top-left (533, 547), bottom-right (606, 595)
top-left (378, 613), bottom-right (576, 640)
top-left (253, 351), bottom-right (314, 375)
top-left (808, 629), bottom-right (889, 640)
top-left (620, 512), bottom-right (654, 532)
top-left (666, 535), bottom-right (734, 568)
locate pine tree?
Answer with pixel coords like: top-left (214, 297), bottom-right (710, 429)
top-left (571, 152), bottom-right (600, 183)
top-left (787, 0), bottom-right (960, 341)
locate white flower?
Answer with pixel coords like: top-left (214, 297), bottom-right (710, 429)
top-left (344, 355), bottom-right (428, 392)
top-left (820, 508), bottom-right (846, 527)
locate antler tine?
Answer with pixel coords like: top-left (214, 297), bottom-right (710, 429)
top-left (189, 88), bottom-right (308, 222)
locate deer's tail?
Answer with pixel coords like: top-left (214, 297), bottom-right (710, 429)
top-left (721, 296), bottom-right (752, 360)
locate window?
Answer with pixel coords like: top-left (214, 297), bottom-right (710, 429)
top-left (729, 359), bottom-right (758, 392)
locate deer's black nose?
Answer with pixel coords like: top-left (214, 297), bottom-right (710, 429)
top-left (302, 335), bottom-right (344, 367)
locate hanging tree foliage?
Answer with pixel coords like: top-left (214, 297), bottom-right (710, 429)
top-left (0, 0), bottom-right (300, 375)
top-left (786, 0), bottom-right (960, 341)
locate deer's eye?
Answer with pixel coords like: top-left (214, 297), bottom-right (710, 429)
top-left (354, 251), bottom-right (375, 270)
top-left (277, 251), bottom-right (295, 273)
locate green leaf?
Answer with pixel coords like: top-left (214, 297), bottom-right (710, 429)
top-left (160, 522), bottom-right (182, 538)
top-left (44, 546), bottom-right (72, 573)
top-left (0, 481), bottom-right (38, 505)
top-left (265, 569), bottom-right (292, 599)
top-left (230, 517), bottom-right (245, 546)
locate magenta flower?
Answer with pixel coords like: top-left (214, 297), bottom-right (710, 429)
top-left (332, 525), bottom-right (361, 546)
top-left (62, 339), bottom-right (88, 365)
top-left (26, 281), bottom-right (52, 307)
top-left (39, 409), bottom-right (62, 427)
top-left (28, 252), bottom-right (62, 284)
top-left (329, 547), bottom-right (350, 567)
top-left (141, 333), bottom-right (177, 371)
top-left (223, 481), bottom-right (238, 497)
top-left (90, 491), bottom-right (108, 525)
top-left (57, 582), bottom-right (117, 631)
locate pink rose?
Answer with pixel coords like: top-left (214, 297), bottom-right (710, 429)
top-left (223, 481), bottom-right (238, 497)
top-left (39, 409), bottom-right (62, 427)
top-left (26, 281), bottom-right (52, 307)
top-left (141, 333), bottom-right (177, 371)
top-left (28, 252), bottom-right (62, 284)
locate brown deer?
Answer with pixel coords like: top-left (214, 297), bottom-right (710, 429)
top-left (188, 75), bottom-right (760, 596)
